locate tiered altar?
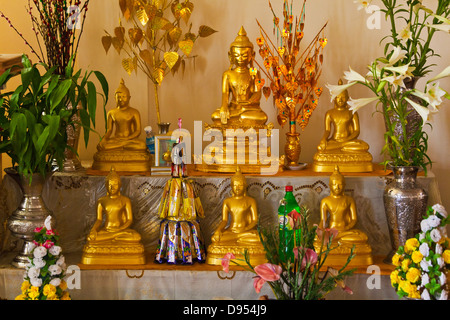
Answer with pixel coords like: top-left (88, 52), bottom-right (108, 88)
top-left (0, 165), bottom-right (441, 300)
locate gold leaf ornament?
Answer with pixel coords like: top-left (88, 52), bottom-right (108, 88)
top-left (128, 27), bottom-right (143, 46)
top-left (198, 25), bottom-right (217, 38)
top-left (154, 67), bottom-right (165, 84)
top-left (151, 16), bottom-right (170, 31)
top-left (101, 35), bottom-right (112, 54)
top-left (122, 58), bottom-right (136, 75)
top-left (178, 39), bottom-right (194, 56)
top-left (164, 52), bottom-right (179, 70)
top-left (139, 49), bottom-right (153, 66)
top-left (169, 27), bottom-right (183, 43)
top-left (136, 6), bottom-right (149, 26)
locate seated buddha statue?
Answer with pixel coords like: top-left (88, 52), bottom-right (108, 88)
top-left (206, 167), bottom-right (266, 265)
top-left (81, 167), bottom-right (145, 265)
top-left (312, 79), bottom-right (373, 172)
top-left (90, 79), bottom-right (151, 172)
top-left (313, 166), bottom-right (373, 266)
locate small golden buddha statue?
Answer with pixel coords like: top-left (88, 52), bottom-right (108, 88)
top-left (90, 79), bottom-right (151, 172)
top-left (314, 166), bottom-right (373, 266)
top-left (207, 167), bottom-right (266, 265)
top-left (195, 27), bottom-right (280, 174)
top-left (312, 80), bottom-right (373, 172)
top-left (81, 167), bottom-right (145, 265)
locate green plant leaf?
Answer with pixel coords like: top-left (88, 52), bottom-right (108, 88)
top-left (49, 79), bottom-right (72, 112)
top-left (87, 81), bottom-right (97, 127)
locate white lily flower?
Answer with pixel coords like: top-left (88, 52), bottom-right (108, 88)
top-left (384, 64), bottom-right (411, 76)
top-left (347, 96), bottom-right (380, 113)
top-left (354, 0), bottom-right (372, 11)
top-left (429, 66), bottom-right (450, 82)
top-left (411, 82), bottom-right (446, 112)
top-left (404, 97), bottom-right (430, 123)
top-left (381, 74), bottom-right (409, 89)
top-left (426, 24), bottom-right (450, 33)
top-left (344, 66), bottom-right (367, 83)
top-left (398, 23), bottom-right (412, 41)
top-left (326, 82), bottom-right (357, 102)
top-left (388, 46), bottom-right (407, 66)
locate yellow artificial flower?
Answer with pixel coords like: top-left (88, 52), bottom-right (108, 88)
top-left (28, 286), bottom-right (40, 300)
top-left (390, 270), bottom-right (400, 286)
top-left (43, 284), bottom-right (57, 298)
top-left (21, 280), bottom-right (30, 294)
top-left (409, 289), bottom-right (421, 299)
top-left (399, 280), bottom-right (413, 295)
top-left (443, 249), bottom-right (450, 264)
top-left (392, 253), bottom-right (402, 266)
top-left (15, 294), bottom-right (27, 300)
top-left (61, 291), bottom-right (71, 300)
top-left (406, 267), bottom-right (421, 284)
top-left (401, 258), bottom-right (411, 272)
top-left (405, 238), bottom-right (420, 254)
top-left (60, 280), bottom-right (68, 291)
top-left (411, 250), bottom-right (424, 264)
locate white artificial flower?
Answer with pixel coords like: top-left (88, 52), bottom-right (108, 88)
top-left (27, 266), bottom-right (40, 279)
top-left (421, 288), bottom-right (431, 300)
top-left (404, 97), bottom-right (430, 124)
top-left (421, 219), bottom-right (432, 233)
top-left (420, 258), bottom-right (432, 272)
top-left (50, 278), bottom-right (61, 287)
top-left (432, 204), bottom-right (448, 218)
top-left (429, 66), bottom-right (450, 82)
top-left (347, 96), bottom-right (380, 113)
top-left (354, 0), bottom-right (372, 11)
top-left (33, 246), bottom-right (47, 259)
top-left (56, 256), bottom-right (66, 269)
top-left (437, 257), bottom-right (445, 268)
top-left (387, 46), bottom-right (408, 66)
top-left (419, 232), bottom-right (426, 241)
top-left (426, 24), bottom-right (450, 33)
top-left (326, 82), bottom-right (357, 102)
top-left (398, 23), bottom-right (412, 41)
top-left (439, 271), bottom-right (447, 285)
top-left (430, 228), bottom-right (442, 243)
top-left (384, 64), bottom-right (412, 76)
top-left (48, 264), bottom-right (62, 276)
top-left (412, 82), bottom-right (446, 112)
top-left (30, 277), bottom-right (42, 288)
top-left (421, 273), bottom-right (430, 286)
top-left (427, 215), bottom-right (442, 228)
top-left (44, 215), bottom-right (52, 230)
top-left (381, 74), bottom-right (409, 89)
top-left (438, 290), bottom-right (448, 301)
top-left (343, 66), bottom-right (367, 83)
top-left (436, 243), bottom-right (443, 255)
top-left (419, 242), bottom-right (430, 257)
top-left (49, 245), bottom-right (62, 256)
top-left (33, 258), bottom-right (46, 269)
top-left (439, 226), bottom-right (448, 238)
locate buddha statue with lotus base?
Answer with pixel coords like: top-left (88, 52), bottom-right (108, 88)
top-left (313, 166), bottom-right (373, 267)
top-left (90, 79), bottom-right (151, 173)
top-left (81, 167), bottom-right (145, 265)
top-left (194, 27), bottom-right (281, 174)
top-left (206, 167), bottom-right (266, 265)
top-left (312, 80), bottom-right (373, 173)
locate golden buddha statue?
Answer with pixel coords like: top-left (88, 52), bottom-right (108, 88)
top-left (90, 79), bottom-right (151, 172)
top-left (207, 167), bottom-right (266, 265)
top-left (81, 167), bottom-right (145, 265)
top-left (312, 80), bottom-right (373, 172)
top-left (313, 166), bottom-right (373, 266)
top-left (195, 27), bottom-right (280, 174)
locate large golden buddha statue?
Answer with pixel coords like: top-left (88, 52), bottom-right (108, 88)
top-left (91, 79), bottom-right (151, 172)
top-left (312, 80), bottom-right (373, 172)
top-left (207, 167), bottom-right (266, 265)
top-left (81, 167), bottom-right (146, 265)
top-left (195, 27), bottom-right (279, 174)
top-left (314, 166), bottom-right (373, 266)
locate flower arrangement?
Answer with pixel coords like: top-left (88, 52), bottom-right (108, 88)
top-left (15, 216), bottom-right (70, 300)
top-left (328, 0), bottom-right (450, 173)
top-left (0, 0), bottom-right (91, 76)
top-left (222, 206), bottom-right (355, 300)
top-left (390, 204), bottom-right (449, 300)
top-left (254, 0), bottom-right (327, 132)
top-left (102, 0), bottom-right (216, 126)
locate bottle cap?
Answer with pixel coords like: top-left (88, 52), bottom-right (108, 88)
top-left (285, 185), bottom-right (293, 192)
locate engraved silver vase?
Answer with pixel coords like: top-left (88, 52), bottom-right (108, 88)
top-left (5, 168), bottom-right (53, 268)
top-left (383, 166), bottom-right (427, 264)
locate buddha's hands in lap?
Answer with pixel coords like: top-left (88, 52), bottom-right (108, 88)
top-left (219, 105), bottom-right (230, 124)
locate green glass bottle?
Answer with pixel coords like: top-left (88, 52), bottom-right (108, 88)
top-left (278, 185), bottom-right (301, 262)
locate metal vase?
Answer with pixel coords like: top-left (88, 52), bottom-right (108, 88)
top-left (5, 168), bottom-right (53, 268)
top-left (157, 122), bottom-right (171, 134)
top-left (383, 166), bottom-right (427, 264)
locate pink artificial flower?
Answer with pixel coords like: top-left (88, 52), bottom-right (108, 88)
top-left (315, 226), bottom-right (339, 246)
top-left (43, 240), bottom-right (54, 249)
top-left (294, 247), bottom-right (318, 270)
top-left (46, 229), bottom-right (55, 236)
top-left (221, 253), bottom-right (236, 273)
top-left (328, 267), bottom-right (353, 295)
top-left (288, 209), bottom-right (302, 227)
top-left (254, 263), bottom-right (282, 281)
top-left (34, 227), bottom-right (43, 233)
top-left (253, 276), bottom-right (266, 294)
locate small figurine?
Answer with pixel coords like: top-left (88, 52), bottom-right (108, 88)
top-left (314, 166), bottom-right (373, 266)
top-left (312, 79), bottom-right (373, 172)
top-left (81, 167), bottom-right (145, 265)
top-left (206, 167), bottom-right (266, 265)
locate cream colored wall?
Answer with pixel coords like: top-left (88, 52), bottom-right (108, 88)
top-left (0, 0), bottom-right (449, 210)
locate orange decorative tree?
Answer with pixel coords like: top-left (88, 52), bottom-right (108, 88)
top-left (254, 0), bottom-right (327, 167)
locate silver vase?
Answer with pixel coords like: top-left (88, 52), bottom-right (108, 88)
top-left (5, 168), bottom-right (53, 268)
top-left (157, 122), bottom-right (171, 134)
top-left (383, 166), bottom-right (427, 264)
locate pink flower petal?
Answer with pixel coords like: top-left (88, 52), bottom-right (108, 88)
top-left (221, 253), bottom-right (236, 273)
top-left (254, 263), bottom-right (282, 281)
top-left (253, 276), bottom-right (266, 294)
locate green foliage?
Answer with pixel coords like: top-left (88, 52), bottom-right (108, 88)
top-left (0, 54), bottom-right (108, 180)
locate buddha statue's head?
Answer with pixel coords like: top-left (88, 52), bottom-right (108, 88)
top-left (106, 166), bottom-right (122, 196)
top-left (335, 79), bottom-right (349, 108)
top-left (329, 165), bottom-right (345, 196)
top-left (231, 166), bottom-right (246, 197)
top-left (229, 26), bottom-right (255, 68)
top-left (115, 79), bottom-right (131, 108)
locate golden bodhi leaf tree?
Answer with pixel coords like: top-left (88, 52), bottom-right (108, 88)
top-left (102, 0), bottom-right (217, 128)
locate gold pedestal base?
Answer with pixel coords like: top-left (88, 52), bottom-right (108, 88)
top-left (312, 151), bottom-right (373, 173)
top-left (206, 244), bottom-right (267, 266)
top-left (81, 243), bottom-right (146, 265)
top-left (194, 162), bottom-right (282, 174)
top-left (315, 242), bottom-right (373, 267)
top-left (91, 150), bottom-right (152, 172)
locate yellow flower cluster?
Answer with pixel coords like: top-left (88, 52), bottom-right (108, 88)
top-left (15, 280), bottom-right (71, 300)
